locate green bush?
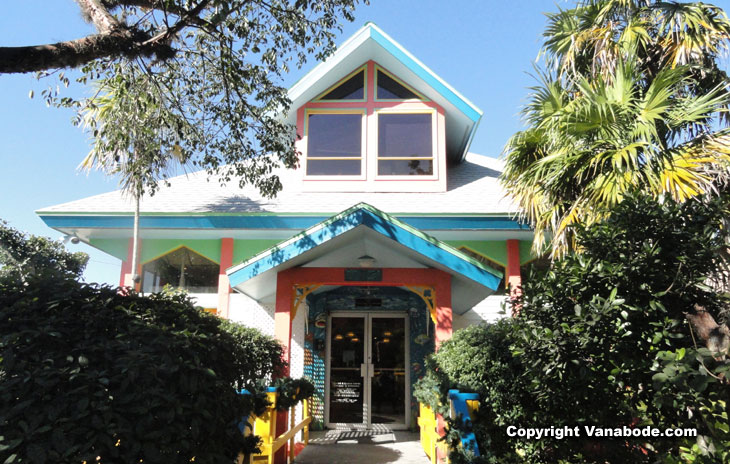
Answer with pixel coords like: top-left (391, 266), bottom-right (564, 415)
top-left (218, 319), bottom-right (286, 389)
top-left (509, 194), bottom-right (730, 462)
top-left (417, 194), bottom-right (730, 463)
top-left (0, 275), bottom-right (280, 464)
top-left (414, 321), bottom-right (529, 464)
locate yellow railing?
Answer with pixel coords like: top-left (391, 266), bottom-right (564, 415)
top-left (418, 390), bottom-right (480, 463)
top-left (237, 389), bottom-right (312, 464)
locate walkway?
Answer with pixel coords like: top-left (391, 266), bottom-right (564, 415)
top-left (294, 429), bottom-right (429, 464)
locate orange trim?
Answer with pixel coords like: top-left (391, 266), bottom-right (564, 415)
top-left (273, 267), bottom-right (454, 348)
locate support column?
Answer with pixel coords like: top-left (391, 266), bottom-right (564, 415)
top-left (434, 274), bottom-right (452, 348)
top-left (506, 239), bottom-right (522, 316)
top-left (217, 238), bottom-right (234, 318)
top-left (120, 237), bottom-right (142, 291)
top-left (273, 270), bottom-right (293, 464)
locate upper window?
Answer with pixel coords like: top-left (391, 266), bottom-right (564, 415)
top-left (376, 68), bottom-right (421, 100)
top-left (317, 69), bottom-right (366, 101)
top-left (141, 247), bottom-right (219, 294)
top-left (298, 61), bottom-right (445, 190)
top-left (306, 112), bottom-right (364, 176)
top-left (377, 113), bottom-right (433, 175)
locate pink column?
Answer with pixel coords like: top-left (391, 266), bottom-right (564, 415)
top-left (273, 270), bottom-right (294, 464)
top-left (217, 238), bottom-right (234, 318)
top-left (120, 237), bottom-right (142, 291)
top-left (506, 239), bottom-right (522, 316)
top-left (434, 274), bottom-right (453, 348)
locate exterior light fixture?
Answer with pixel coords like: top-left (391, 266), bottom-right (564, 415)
top-left (357, 255), bottom-right (376, 268)
top-left (62, 234), bottom-right (80, 245)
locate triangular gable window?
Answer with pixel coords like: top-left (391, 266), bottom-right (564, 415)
top-left (319, 70), bottom-right (365, 100)
top-left (376, 69), bottom-right (421, 100)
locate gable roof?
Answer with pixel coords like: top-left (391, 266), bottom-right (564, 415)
top-left (286, 22), bottom-right (483, 163)
top-left (226, 203), bottom-right (502, 313)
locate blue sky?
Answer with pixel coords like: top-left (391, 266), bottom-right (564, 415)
top-left (2, 0), bottom-right (729, 285)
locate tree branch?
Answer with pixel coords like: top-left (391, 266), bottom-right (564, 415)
top-left (0, 31), bottom-right (173, 74)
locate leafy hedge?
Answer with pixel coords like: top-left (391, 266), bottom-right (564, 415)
top-left (0, 276), bottom-right (279, 464)
top-left (417, 194), bottom-right (730, 463)
top-left (414, 321), bottom-right (528, 464)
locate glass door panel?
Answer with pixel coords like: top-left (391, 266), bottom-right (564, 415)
top-left (328, 316), bottom-right (365, 423)
top-left (370, 317), bottom-right (406, 424)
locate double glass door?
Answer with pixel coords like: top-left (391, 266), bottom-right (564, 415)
top-left (326, 313), bottom-right (408, 428)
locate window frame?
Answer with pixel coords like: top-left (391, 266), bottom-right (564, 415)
top-left (140, 245), bottom-right (220, 294)
top-left (297, 61), bottom-right (447, 191)
top-left (373, 65), bottom-right (428, 102)
top-left (314, 65), bottom-right (368, 103)
top-left (303, 108), bottom-right (367, 180)
top-left (373, 108), bottom-right (438, 180)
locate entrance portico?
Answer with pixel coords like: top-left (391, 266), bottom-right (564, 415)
top-left (226, 203), bottom-right (502, 435)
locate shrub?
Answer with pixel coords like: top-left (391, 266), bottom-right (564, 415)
top-left (416, 194), bottom-right (730, 463)
top-left (0, 275), bottom-right (279, 464)
top-left (218, 319), bottom-right (286, 389)
top-left (414, 320), bottom-right (529, 464)
top-left (509, 194), bottom-right (730, 463)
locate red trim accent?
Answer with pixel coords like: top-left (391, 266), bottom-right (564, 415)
top-left (506, 240), bottom-right (522, 316)
top-left (119, 237), bottom-right (133, 287)
top-left (273, 266), bottom-right (453, 347)
top-left (217, 238), bottom-right (234, 318)
top-left (120, 237), bottom-right (142, 291)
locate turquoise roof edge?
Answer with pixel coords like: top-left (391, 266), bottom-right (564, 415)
top-left (288, 22), bottom-right (484, 162)
top-left (226, 202), bottom-right (503, 290)
top-left (367, 25), bottom-right (482, 122)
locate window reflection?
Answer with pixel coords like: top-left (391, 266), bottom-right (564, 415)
top-left (141, 247), bottom-right (218, 293)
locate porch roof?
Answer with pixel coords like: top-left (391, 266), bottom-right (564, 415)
top-left (226, 203), bottom-right (503, 314)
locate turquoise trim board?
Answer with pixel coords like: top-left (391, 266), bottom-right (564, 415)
top-left (369, 27), bottom-right (481, 123)
top-left (39, 214), bottom-right (528, 231)
top-left (226, 203), bottom-right (503, 291)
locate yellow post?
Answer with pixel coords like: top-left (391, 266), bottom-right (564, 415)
top-left (302, 398), bottom-right (310, 445)
top-left (252, 390), bottom-right (278, 464)
top-left (289, 405), bottom-right (295, 463)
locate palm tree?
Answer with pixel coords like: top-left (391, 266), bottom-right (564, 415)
top-left (502, 0), bottom-right (730, 256)
top-left (78, 62), bottom-right (194, 290)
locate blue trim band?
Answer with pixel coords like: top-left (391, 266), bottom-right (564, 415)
top-left (227, 208), bottom-right (502, 291)
top-left (39, 214), bottom-right (528, 231)
top-left (369, 28), bottom-right (481, 122)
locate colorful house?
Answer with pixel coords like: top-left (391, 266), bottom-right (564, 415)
top-left (37, 23), bottom-right (533, 431)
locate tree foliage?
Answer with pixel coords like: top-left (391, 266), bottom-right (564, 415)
top-left (0, 223), bottom-right (293, 463)
top-left (419, 194), bottom-right (730, 463)
top-left (0, 219), bottom-right (88, 284)
top-left (4, 0), bottom-right (365, 197)
top-left (502, 0), bottom-right (730, 255)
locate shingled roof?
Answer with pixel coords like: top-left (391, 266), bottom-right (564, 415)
top-left (37, 153), bottom-right (518, 216)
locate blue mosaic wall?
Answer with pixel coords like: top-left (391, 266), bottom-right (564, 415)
top-left (302, 286), bottom-right (434, 430)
